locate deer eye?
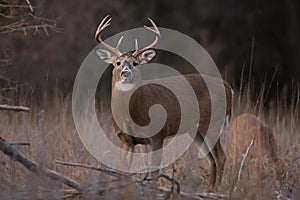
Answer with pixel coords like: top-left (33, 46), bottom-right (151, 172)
top-left (132, 61), bottom-right (137, 66)
top-left (116, 61), bottom-right (121, 66)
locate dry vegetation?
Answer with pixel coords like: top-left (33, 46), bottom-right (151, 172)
top-left (0, 82), bottom-right (299, 199)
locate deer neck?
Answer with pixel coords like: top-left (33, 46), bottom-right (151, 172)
top-left (111, 73), bottom-right (143, 125)
top-left (111, 73), bottom-right (143, 99)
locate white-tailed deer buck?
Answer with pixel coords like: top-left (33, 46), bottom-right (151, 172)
top-left (228, 113), bottom-right (278, 163)
top-left (95, 15), bottom-right (233, 190)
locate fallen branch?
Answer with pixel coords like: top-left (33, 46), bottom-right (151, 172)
top-left (193, 192), bottom-right (229, 199)
top-left (158, 187), bottom-right (229, 200)
top-left (0, 137), bottom-right (82, 191)
top-left (55, 160), bottom-right (127, 178)
top-left (9, 142), bottom-right (30, 146)
top-left (0, 104), bottom-right (30, 112)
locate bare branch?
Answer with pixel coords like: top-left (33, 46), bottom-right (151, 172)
top-left (1, 23), bottom-right (61, 35)
top-left (9, 142), bottom-right (30, 146)
top-left (25, 0), bottom-right (33, 12)
top-left (0, 2), bottom-right (60, 37)
top-left (141, 172), bottom-right (180, 194)
top-left (192, 192), bottom-right (229, 200)
top-left (158, 173), bottom-right (180, 193)
top-left (0, 12), bottom-right (16, 19)
top-left (233, 139), bottom-right (254, 192)
top-left (0, 104), bottom-right (30, 112)
top-left (55, 160), bottom-right (127, 178)
top-left (158, 187), bottom-right (229, 200)
top-left (0, 3), bottom-right (29, 9)
top-left (0, 137), bottom-right (83, 191)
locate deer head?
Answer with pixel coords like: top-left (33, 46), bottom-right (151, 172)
top-left (95, 15), bottom-right (160, 87)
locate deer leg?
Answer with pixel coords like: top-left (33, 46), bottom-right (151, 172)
top-left (150, 136), bottom-right (164, 178)
top-left (207, 152), bottom-right (217, 191)
top-left (117, 131), bottom-right (135, 170)
top-left (214, 139), bottom-right (226, 184)
top-left (125, 145), bottom-right (135, 169)
top-left (192, 131), bottom-right (217, 191)
top-left (142, 140), bottom-right (151, 172)
top-left (119, 143), bottom-right (135, 170)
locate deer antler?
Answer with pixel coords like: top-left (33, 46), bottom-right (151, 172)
top-left (133, 18), bottom-right (160, 56)
top-left (95, 15), bottom-right (123, 56)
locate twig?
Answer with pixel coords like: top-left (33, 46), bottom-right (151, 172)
top-left (0, 8), bottom-right (60, 36)
top-left (233, 139), bottom-right (254, 192)
top-left (158, 173), bottom-right (180, 193)
top-left (0, 104), bottom-right (30, 112)
top-left (60, 189), bottom-right (81, 199)
top-left (142, 172), bottom-right (181, 194)
top-left (25, 0), bottom-right (34, 12)
top-left (0, 12), bottom-right (16, 19)
top-left (0, 3), bottom-right (29, 8)
top-left (1, 24), bottom-right (61, 35)
top-left (55, 160), bottom-right (127, 178)
top-left (0, 137), bottom-right (82, 191)
top-left (9, 142), bottom-right (30, 146)
top-left (192, 192), bottom-right (229, 200)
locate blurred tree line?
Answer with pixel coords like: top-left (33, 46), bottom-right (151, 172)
top-left (0, 0), bottom-right (299, 103)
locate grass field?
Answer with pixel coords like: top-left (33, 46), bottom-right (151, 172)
top-left (0, 82), bottom-right (299, 199)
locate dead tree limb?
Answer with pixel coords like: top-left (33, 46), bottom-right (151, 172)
top-left (55, 160), bottom-right (126, 178)
top-left (0, 137), bottom-right (82, 191)
top-left (9, 142), bottom-right (30, 146)
top-left (158, 187), bottom-right (229, 200)
top-left (0, 104), bottom-right (30, 112)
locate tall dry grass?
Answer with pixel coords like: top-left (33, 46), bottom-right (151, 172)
top-left (0, 79), bottom-right (299, 199)
top-left (222, 77), bottom-right (300, 199)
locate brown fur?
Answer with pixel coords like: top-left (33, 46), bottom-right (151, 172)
top-left (111, 71), bottom-right (233, 190)
top-left (228, 113), bottom-right (277, 163)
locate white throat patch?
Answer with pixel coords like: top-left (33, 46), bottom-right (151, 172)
top-left (115, 81), bottom-right (136, 92)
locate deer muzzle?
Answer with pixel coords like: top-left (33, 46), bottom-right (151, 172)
top-left (121, 67), bottom-right (132, 80)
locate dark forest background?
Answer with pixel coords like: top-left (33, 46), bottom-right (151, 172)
top-left (1, 0), bottom-right (299, 104)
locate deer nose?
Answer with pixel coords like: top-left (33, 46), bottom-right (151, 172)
top-left (121, 70), bottom-right (131, 79)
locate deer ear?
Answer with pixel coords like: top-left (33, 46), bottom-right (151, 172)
top-left (138, 49), bottom-right (156, 65)
top-left (95, 48), bottom-right (115, 64)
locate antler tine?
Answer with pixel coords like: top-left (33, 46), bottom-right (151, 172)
top-left (133, 18), bottom-right (160, 56)
top-left (98, 15), bottom-right (111, 31)
top-left (116, 36), bottom-right (124, 49)
top-left (95, 15), bottom-right (122, 56)
top-left (95, 15), bottom-right (111, 42)
top-left (135, 39), bottom-right (139, 52)
top-left (144, 18), bottom-right (161, 37)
